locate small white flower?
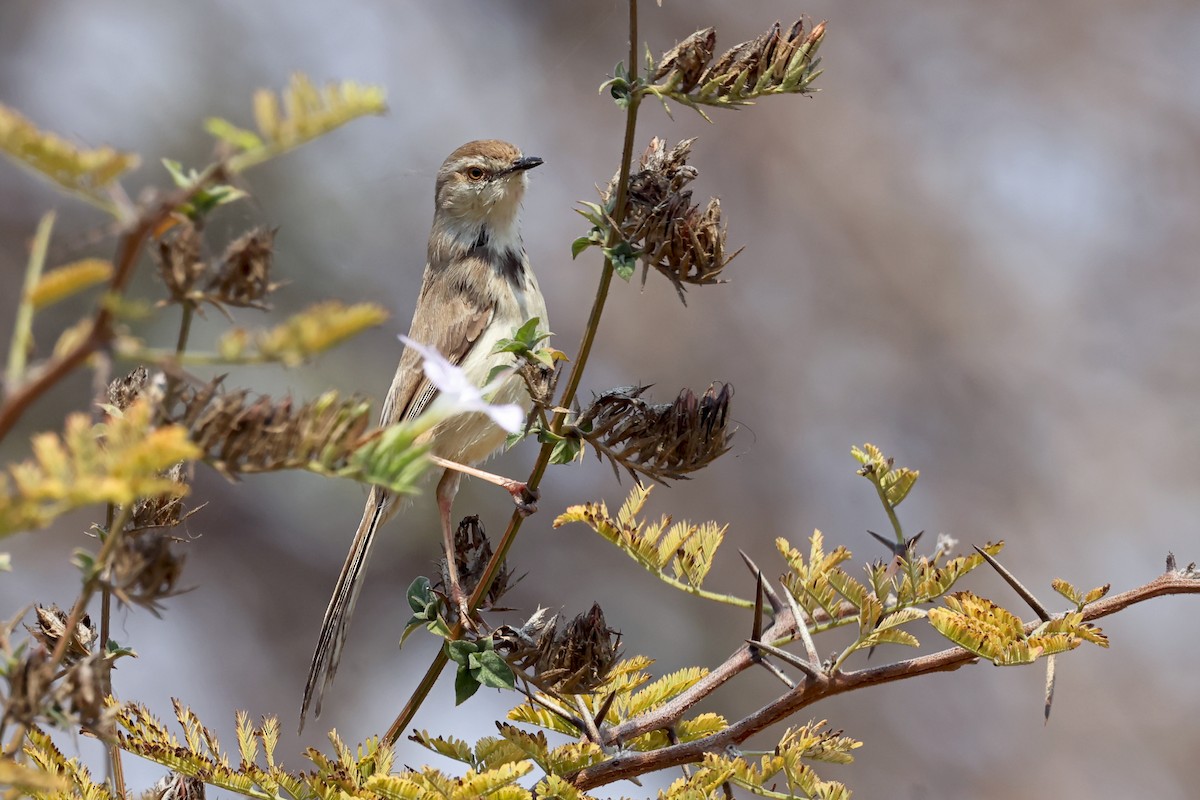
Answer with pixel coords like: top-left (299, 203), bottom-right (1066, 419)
top-left (399, 335), bottom-right (524, 433)
top-left (935, 532), bottom-right (959, 558)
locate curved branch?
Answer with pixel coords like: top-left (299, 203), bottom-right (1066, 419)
top-left (573, 569), bottom-right (1200, 790)
top-left (0, 165), bottom-right (224, 444)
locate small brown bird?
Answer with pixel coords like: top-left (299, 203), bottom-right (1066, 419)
top-left (301, 140), bottom-right (547, 729)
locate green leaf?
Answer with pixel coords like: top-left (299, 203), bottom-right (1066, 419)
top-left (1051, 578), bottom-right (1081, 605)
top-left (604, 241), bottom-right (638, 281)
top-left (883, 468), bottom-right (918, 507)
top-left (550, 436), bottom-right (582, 465)
top-left (471, 648), bottom-right (515, 691)
top-left (203, 117), bottom-right (264, 151)
top-left (571, 236), bottom-right (594, 259)
top-left (400, 576), bottom-right (451, 646)
top-left (445, 639), bottom-right (477, 667)
top-left (72, 549), bottom-right (97, 581)
top-left (406, 576), bottom-right (434, 614)
top-left (512, 316), bottom-right (542, 344)
top-left (160, 158), bottom-right (247, 218)
top-left (575, 202), bottom-right (607, 227)
top-left (105, 639), bottom-right (138, 659)
top-left (454, 663), bottom-right (481, 705)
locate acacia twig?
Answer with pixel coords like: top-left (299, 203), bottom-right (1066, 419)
top-left (571, 570), bottom-right (1200, 789)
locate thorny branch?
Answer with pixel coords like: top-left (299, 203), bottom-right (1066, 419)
top-left (570, 568), bottom-right (1200, 789)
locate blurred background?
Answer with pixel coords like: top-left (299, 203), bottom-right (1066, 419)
top-left (2, 1), bottom-right (1199, 797)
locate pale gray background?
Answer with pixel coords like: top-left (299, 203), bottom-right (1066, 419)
top-left (1, 2), bottom-right (1198, 798)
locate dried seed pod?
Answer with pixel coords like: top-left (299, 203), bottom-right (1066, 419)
top-left (4, 646), bottom-right (54, 727)
top-left (497, 604), bottom-right (621, 694)
top-left (107, 366), bottom-right (149, 410)
top-left (26, 605), bottom-right (95, 663)
top-left (146, 772), bottom-right (207, 800)
top-left (439, 515), bottom-right (514, 610)
top-left (577, 383), bottom-right (734, 482)
top-left (170, 378), bottom-right (372, 478)
top-left (56, 651), bottom-right (116, 738)
top-left (693, 18), bottom-right (826, 104)
top-left (537, 603), bottom-right (621, 695)
top-left (493, 607), bottom-right (558, 671)
top-left (105, 460), bottom-right (193, 612)
top-left (207, 227), bottom-right (278, 310)
top-left (653, 27), bottom-right (716, 93)
top-left (604, 138), bottom-right (740, 299)
top-left (127, 462), bottom-right (190, 533)
top-left (155, 222), bottom-right (206, 306)
top-left (109, 529), bottom-right (187, 613)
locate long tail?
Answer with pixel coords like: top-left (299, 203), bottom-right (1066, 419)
top-left (299, 486), bottom-right (393, 732)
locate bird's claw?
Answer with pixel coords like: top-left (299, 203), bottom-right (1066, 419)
top-left (508, 483), bottom-right (539, 516)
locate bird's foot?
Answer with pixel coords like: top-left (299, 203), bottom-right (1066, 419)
top-left (448, 584), bottom-right (479, 631)
top-left (503, 481), bottom-right (539, 516)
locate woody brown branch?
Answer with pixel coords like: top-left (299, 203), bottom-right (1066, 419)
top-left (0, 165), bottom-right (226, 444)
top-left (571, 570), bottom-right (1200, 790)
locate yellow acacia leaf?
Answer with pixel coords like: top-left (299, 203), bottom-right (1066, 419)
top-left (28, 258), bottom-right (113, 309)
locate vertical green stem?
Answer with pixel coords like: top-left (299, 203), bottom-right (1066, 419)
top-left (5, 212), bottom-right (56, 390)
top-left (98, 503), bottom-right (127, 800)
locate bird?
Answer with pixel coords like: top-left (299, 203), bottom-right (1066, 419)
top-left (300, 140), bottom-right (547, 730)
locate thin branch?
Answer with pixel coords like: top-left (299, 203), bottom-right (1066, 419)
top-left (4, 211), bottom-right (55, 391)
top-left (0, 166), bottom-right (224, 444)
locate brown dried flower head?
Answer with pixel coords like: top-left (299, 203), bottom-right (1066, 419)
top-left (439, 515), bottom-right (514, 610)
top-left (107, 366), bottom-right (149, 411)
top-left (652, 27), bottom-right (716, 93)
top-left (127, 462), bottom-right (191, 533)
top-left (650, 19), bottom-right (827, 110)
top-left (156, 222), bottom-right (205, 306)
top-left (539, 603), bottom-right (622, 694)
top-left (56, 651), bottom-right (117, 738)
top-left (606, 137), bottom-right (740, 299)
top-left (155, 222), bottom-right (279, 313)
top-left (26, 605), bottom-right (95, 663)
top-left (492, 607), bottom-right (558, 672)
top-left (110, 520), bottom-right (189, 614)
top-left (4, 645), bottom-right (53, 727)
top-left (170, 378), bottom-right (372, 478)
top-left (578, 383), bottom-right (734, 482)
top-left (206, 226), bottom-right (278, 310)
top-left (145, 772), bottom-right (207, 800)
top-left (497, 604), bottom-right (622, 694)
top-left (2, 646), bottom-right (114, 736)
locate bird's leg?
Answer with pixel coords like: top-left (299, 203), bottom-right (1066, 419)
top-left (435, 469), bottom-right (475, 626)
top-left (428, 454), bottom-right (539, 515)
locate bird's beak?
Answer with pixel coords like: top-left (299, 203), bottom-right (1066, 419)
top-left (502, 156), bottom-right (544, 176)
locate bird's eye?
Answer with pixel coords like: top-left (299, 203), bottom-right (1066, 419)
top-left (466, 166), bottom-right (486, 181)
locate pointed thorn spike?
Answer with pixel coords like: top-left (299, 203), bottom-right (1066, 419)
top-left (782, 584), bottom-right (821, 665)
top-left (758, 657), bottom-right (796, 689)
top-left (740, 550), bottom-right (783, 612)
top-left (751, 571), bottom-right (765, 643)
top-left (973, 544), bottom-right (1051, 621)
top-left (746, 638), bottom-right (823, 680)
top-left (593, 692), bottom-right (616, 729)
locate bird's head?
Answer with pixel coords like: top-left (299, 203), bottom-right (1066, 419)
top-left (434, 140), bottom-right (542, 232)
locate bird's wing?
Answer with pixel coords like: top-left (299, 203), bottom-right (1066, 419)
top-left (379, 258), bottom-right (496, 427)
